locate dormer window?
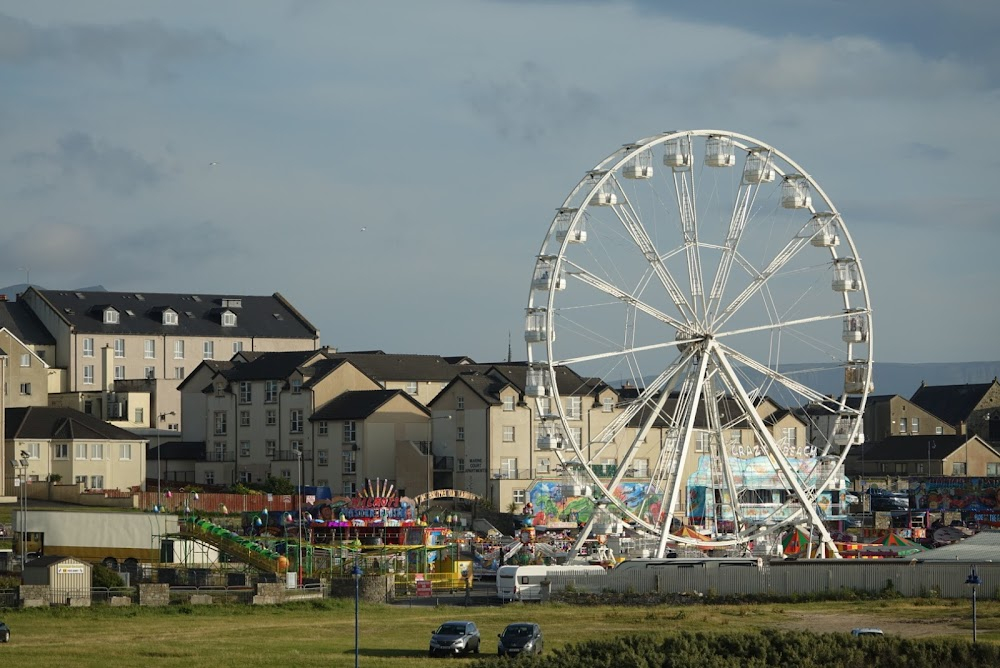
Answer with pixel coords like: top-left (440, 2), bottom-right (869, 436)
top-left (221, 310), bottom-right (237, 327)
top-left (104, 308), bottom-right (120, 324)
top-left (163, 310), bottom-right (178, 326)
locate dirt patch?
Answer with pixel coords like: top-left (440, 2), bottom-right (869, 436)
top-left (778, 609), bottom-right (968, 638)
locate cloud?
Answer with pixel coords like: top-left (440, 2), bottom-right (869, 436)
top-left (13, 132), bottom-right (163, 196)
top-left (0, 11), bottom-right (238, 82)
top-left (461, 61), bottom-right (605, 142)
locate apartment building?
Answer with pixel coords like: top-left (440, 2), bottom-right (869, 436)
top-left (845, 394), bottom-right (956, 443)
top-left (16, 288), bottom-right (320, 426)
top-left (1, 299), bottom-right (57, 408)
top-left (177, 350), bottom-right (430, 493)
top-left (3, 406), bottom-right (147, 493)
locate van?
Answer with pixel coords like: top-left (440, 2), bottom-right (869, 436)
top-left (496, 564), bottom-right (606, 601)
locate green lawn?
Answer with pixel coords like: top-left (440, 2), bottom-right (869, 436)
top-left (0, 598), bottom-right (995, 667)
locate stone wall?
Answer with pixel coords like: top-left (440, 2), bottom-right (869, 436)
top-left (138, 583), bottom-right (170, 606)
top-left (329, 575), bottom-right (394, 604)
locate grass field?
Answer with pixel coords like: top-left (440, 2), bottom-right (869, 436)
top-left (0, 597), bottom-right (996, 667)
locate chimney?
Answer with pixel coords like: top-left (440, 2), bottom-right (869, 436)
top-left (0, 294), bottom-right (7, 301)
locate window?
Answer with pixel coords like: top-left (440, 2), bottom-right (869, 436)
top-left (916, 462), bottom-right (926, 474)
top-left (602, 396), bottom-right (614, 413)
top-left (104, 309), bottom-right (119, 324)
top-left (730, 431), bottom-right (743, 446)
top-left (503, 426), bottom-right (515, 442)
top-left (205, 471), bottom-right (215, 485)
top-left (537, 396), bottom-right (551, 418)
top-left (503, 395), bottom-right (515, 411)
top-left (239, 381), bottom-right (252, 403)
top-left (291, 378), bottom-right (302, 394)
top-left (266, 440), bottom-right (277, 458)
top-left (632, 458), bottom-right (649, 477)
top-left (174, 367), bottom-right (185, 379)
top-left (318, 421), bottom-right (329, 436)
top-left (20, 353), bottom-right (31, 367)
top-left (935, 426), bottom-right (944, 435)
top-left (458, 458), bottom-right (465, 472)
top-left (18, 382), bottom-right (31, 396)
top-left (120, 443), bottom-right (132, 460)
top-left (91, 443), bottom-right (105, 460)
top-left (240, 441), bottom-right (251, 457)
top-left (75, 475), bottom-right (87, 485)
top-left (215, 411), bottom-right (227, 435)
top-left (55, 443), bottom-right (69, 459)
top-left (566, 396), bottom-right (582, 420)
top-left (343, 482), bottom-right (356, 495)
top-left (83, 365), bottom-right (95, 385)
top-left (344, 421), bottom-right (357, 443)
top-left (240, 410), bottom-right (251, 427)
top-left (500, 458), bottom-right (517, 477)
top-left (570, 427), bottom-right (582, 445)
top-left (911, 418), bottom-right (920, 434)
top-left (174, 340), bottom-right (184, 359)
top-left (114, 338), bottom-right (125, 358)
top-left (318, 449), bottom-right (328, 466)
top-left (695, 431), bottom-right (711, 453)
top-left (203, 341), bottom-right (214, 360)
top-left (782, 427), bottom-right (798, 447)
top-left (406, 381), bottom-right (418, 395)
top-left (135, 407), bottom-right (144, 423)
top-left (952, 462), bottom-right (967, 476)
top-left (290, 409), bottom-right (303, 433)
top-left (114, 365), bottom-right (126, 380)
top-left (232, 341), bottom-right (243, 353)
top-left (144, 339), bottom-right (156, 359)
top-left (266, 409), bottom-right (277, 426)
top-left (894, 463), bottom-right (907, 473)
top-left (144, 366), bottom-right (156, 379)
top-left (536, 458), bottom-right (549, 474)
top-left (988, 462), bottom-right (1000, 476)
top-left (457, 427), bottom-right (465, 441)
top-left (24, 443), bottom-right (40, 459)
top-left (265, 380), bottom-right (279, 402)
top-left (75, 443), bottom-right (87, 460)
top-left (90, 475), bottom-right (104, 489)
top-left (222, 311), bottom-right (237, 327)
top-left (513, 489), bottom-right (526, 504)
top-left (239, 471), bottom-right (251, 484)
top-left (457, 396), bottom-right (465, 410)
top-left (343, 450), bottom-right (356, 474)
top-left (83, 338), bottom-right (94, 357)
top-left (899, 417), bottom-right (908, 434)
top-left (163, 310), bottom-right (178, 325)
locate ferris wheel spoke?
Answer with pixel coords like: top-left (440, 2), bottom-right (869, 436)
top-left (564, 261), bottom-right (688, 331)
top-left (714, 311), bottom-right (847, 341)
top-left (672, 168), bottom-right (708, 318)
top-left (717, 342), bottom-right (837, 407)
top-left (553, 338), bottom-right (696, 367)
top-left (608, 174), bottom-right (697, 325)
top-left (707, 180), bottom-right (761, 323)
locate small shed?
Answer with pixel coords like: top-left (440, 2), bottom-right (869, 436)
top-left (22, 556), bottom-right (92, 606)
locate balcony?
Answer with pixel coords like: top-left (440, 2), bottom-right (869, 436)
top-left (274, 449), bottom-right (314, 461)
top-left (490, 469), bottom-right (532, 480)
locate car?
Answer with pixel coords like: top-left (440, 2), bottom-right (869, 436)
top-left (429, 620), bottom-right (480, 656)
top-left (497, 622), bottom-right (543, 657)
top-left (851, 628), bottom-right (884, 637)
top-left (0, 621), bottom-right (10, 643)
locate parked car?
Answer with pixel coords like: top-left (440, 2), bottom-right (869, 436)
top-left (851, 628), bottom-right (884, 637)
top-left (429, 621), bottom-right (480, 656)
top-left (497, 622), bottom-right (543, 657)
top-left (0, 620), bottom-right (10, 643)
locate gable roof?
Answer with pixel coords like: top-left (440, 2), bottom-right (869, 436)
top-left (850, 434), bottom-right (996, 461)
top-left (26, 288), bottom-right (319, 339)
top-left (310, 389), bottom-right (429, 421)
top-left (328, 352), bottom-right (465, 382)
top-left (0, 300), bottom-right (56, 345)
top-left (909, 380), bottom-right (998, 426)
top-left (222, 350), bottom-right (325, 381)
top-left (6, 406), bottom-right (144, 441)
top-left (176, 360), bottom-right (235, 390)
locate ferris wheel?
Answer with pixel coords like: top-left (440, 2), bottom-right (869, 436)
top-left (524, 130), bottom-right (873, 558)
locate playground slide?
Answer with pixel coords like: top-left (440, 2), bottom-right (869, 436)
top-left (181, 519), bottom-right (283, 573)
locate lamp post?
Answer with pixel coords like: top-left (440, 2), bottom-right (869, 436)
top-left (352, 550), bottom-right (362, 668)
top-left (966, 565), bottom-right (981, 643)
top-left (296, 445), bottom-right (303, 585)
top-left (156, 411), bottom-right (176, 507)
top-left (11, 455), bottom-right (29, 566)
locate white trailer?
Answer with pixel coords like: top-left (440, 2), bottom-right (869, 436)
top-left (497, 564), bottom-right (607, 601)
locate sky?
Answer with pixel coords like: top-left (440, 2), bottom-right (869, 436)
top-left (1, 0), bottom-right (997, 364)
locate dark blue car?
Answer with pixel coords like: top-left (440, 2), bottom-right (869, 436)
top-left (498, 622), bottom-right (543, 657)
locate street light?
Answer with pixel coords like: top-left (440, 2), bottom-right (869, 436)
top-left (352, 551), bottom-right (363, 668)
top-left (295, 445), bottom-right (303, 585)
top-left (965, 565), bottom-right (981, 643)
top-left (156, 411), bottom-right (176, 507)
top-left (11, 456), bottom-right (29, 566)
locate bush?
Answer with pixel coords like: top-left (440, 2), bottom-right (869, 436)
top-left (92, 563), bottom-right (125, 589)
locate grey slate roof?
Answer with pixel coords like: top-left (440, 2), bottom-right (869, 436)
top-left (909, 381), bottom-right (998, 426)
top-left (222, 350), bottom-right (325, 381)
top-left (329, 352), bottom-right (466, 382)
top-left (29, 288), bottom-right (319, 339)
top-left (850, 434), bottom-right (975, 460)
top-left (148, 441), bottom-right (206, 461)
top-left (0, 300), bottom-right (56, 345)
top-left (6, 406), bottom-right (145, 441)
top-left (310, 389), bottom-right (429, 421)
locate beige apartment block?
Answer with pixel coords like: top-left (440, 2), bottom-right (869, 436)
top-left (17, 288), bottom-right (320, 426)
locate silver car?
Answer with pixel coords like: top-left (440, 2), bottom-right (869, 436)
top-left (429, 620), bottom-right (480, 656)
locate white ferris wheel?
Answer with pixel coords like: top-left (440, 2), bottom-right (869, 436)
top-left (524, 130), bottom-right (873, 559)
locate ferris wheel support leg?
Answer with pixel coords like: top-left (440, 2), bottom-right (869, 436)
top-left (570, 511), bottom-right (599, 557)
top-left (713, 344), bottom-right (842, 559)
